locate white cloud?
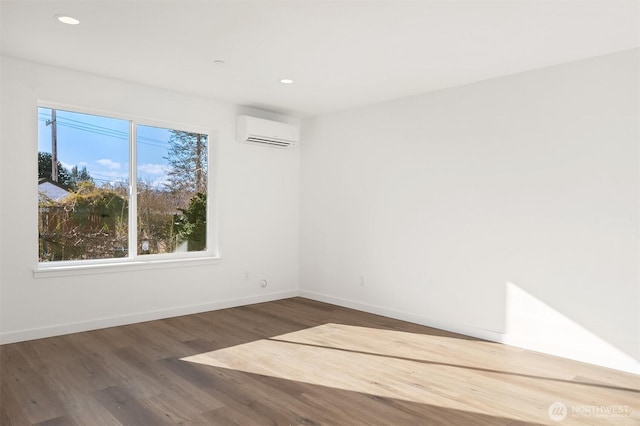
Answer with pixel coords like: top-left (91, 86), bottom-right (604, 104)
top-left (138, 163), bottom-right (167, 175)
top-left (60, 160), bottom-right (74, 171)
top-left (96, 158), bottom-right (121, 170)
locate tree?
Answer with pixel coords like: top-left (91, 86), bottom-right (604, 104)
top-left (161, 130), bottom-right (208, 252)
top-left (173, 192), bottom-right (206, 251)
top-left (137, 181), bottom-right (181, 254)
top-left (70, 165), bottom-right (94, 186)
top-left (38, 152), bottom-right (94, 191)
top-left (38, 151), bottom-right (73, 189)
top-left (164, 131), bottom-right (207, 193)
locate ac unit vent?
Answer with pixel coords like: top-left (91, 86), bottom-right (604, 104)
top-left (237, 116), bottom-right (299, 149)
top-left (246, 136), bottom-right (293, 148)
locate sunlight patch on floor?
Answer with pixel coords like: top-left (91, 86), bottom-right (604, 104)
top-left (181, 323), bottom-right (639, 425)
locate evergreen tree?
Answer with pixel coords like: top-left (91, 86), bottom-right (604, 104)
top-left (38, 152), bottom-right (94, 191)
top-left (70, 165), bottom-right (94, 185)
top-left (173, 192), bottom-right (207, 251)
top-left (38, 151), bottom-right (73, 189)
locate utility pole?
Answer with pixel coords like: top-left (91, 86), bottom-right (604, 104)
top-left (46, 109), bottom-right (58, 182)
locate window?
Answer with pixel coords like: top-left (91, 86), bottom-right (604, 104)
top-left (38, 106), bottom-right (211, 265)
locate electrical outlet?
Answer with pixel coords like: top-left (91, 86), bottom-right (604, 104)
top-left (359, 275), bottom-right (366, 286)
top-left (259, 279), bottom-right (268, 288)
top-left (244, 272), bottom-right (249, 281)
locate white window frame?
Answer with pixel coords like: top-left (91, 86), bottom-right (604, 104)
top-left (35, 102), bottom-right (220, 278)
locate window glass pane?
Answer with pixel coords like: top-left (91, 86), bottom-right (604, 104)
top-left (136, 125), bottom-right (208, 255)
top-left (38, 107), bottom-right (130, 261)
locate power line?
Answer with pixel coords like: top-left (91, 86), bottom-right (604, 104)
top-left (37, 108), bottom-right (193, 148)
top-left (38, 115), bottom-right (169, 147)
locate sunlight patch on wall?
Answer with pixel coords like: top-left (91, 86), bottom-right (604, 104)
top-left (504, 282), bottom-right (640, 374)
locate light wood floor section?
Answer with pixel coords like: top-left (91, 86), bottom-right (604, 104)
top-left (1, 297), bottom-right (638, 425)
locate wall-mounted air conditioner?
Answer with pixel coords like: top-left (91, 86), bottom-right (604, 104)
top-left (237, 115), bottom-right (299, 149)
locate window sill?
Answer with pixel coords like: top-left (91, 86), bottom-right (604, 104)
top-left (33, 256), bottom-right (221, 279)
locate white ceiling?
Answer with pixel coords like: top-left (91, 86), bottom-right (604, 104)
top-left (1, 1), bottom-right (638, 117)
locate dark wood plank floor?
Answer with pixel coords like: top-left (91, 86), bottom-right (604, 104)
top-left (1, 297), bottom-right (638, 425)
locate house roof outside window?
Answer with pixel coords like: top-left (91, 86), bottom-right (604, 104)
top-left (38, 178), bottom-right (70, 202)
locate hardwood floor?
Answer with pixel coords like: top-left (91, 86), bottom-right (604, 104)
top-left (1, 297), bottom-right (638, 425)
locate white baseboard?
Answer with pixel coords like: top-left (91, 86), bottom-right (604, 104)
top-left (299, 290), bottom-right (640, 375)
top-left (0, 290), bottom-right (298, 344)
top-left (5, 288), bottom-right (638, 375)
top-left (298, 290), bottom-right (503, 342)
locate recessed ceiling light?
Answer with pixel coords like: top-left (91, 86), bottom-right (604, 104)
top-left (55, 15), bottom-right (80, 25)
top-left (280, 79), bottom-right (294, 84)
top-left (213, 59), bottom-right (225, 65)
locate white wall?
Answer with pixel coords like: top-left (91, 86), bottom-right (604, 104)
top-left (2, 50), bottom-right (638, 374)
top-left (300, 49), bottom-right (639, 373)
top-left (0, 57), bottom-right (300, 342)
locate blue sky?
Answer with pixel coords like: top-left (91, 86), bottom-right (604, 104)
top-left (38, 107), bottom-right (171, 188)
